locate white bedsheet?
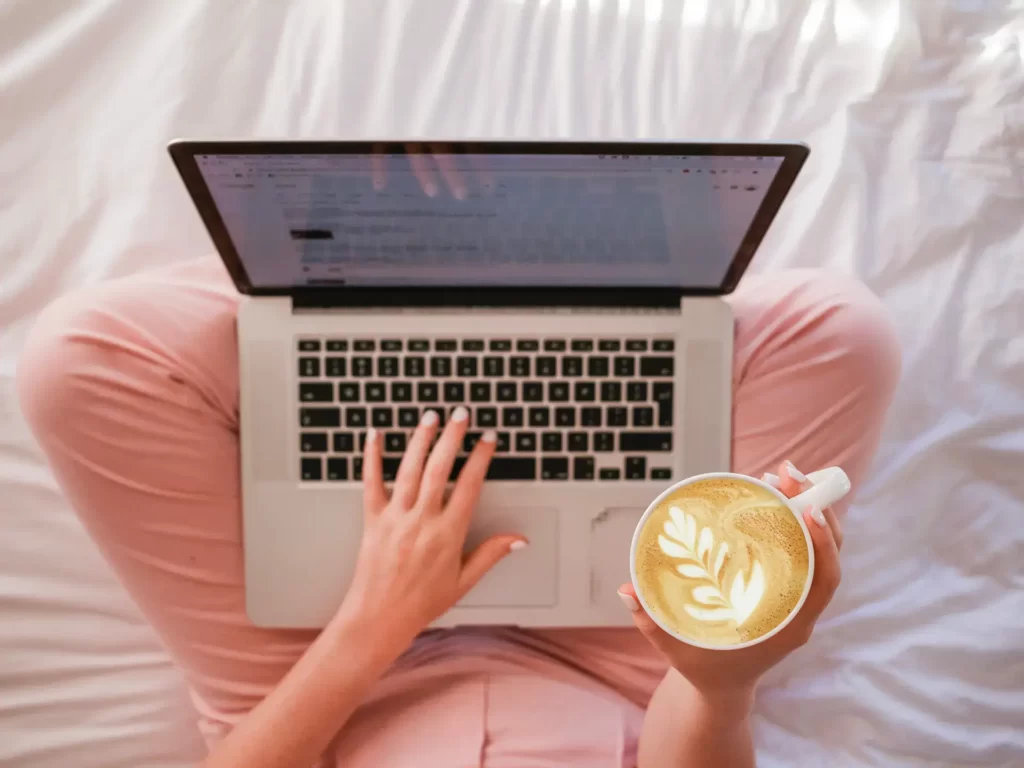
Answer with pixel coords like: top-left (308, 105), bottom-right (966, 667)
top-left (2, 1), bottom-right (1022, 766)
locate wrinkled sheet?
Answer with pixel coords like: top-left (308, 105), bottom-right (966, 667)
top-left (1, 1), bottom-right (1022, 766)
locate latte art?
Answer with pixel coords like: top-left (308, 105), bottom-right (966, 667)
top-left (634, 478), bottom-right (810, 646)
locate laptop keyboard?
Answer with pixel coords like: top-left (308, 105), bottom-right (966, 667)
top-left (296, 337), bottom-right (675, 483)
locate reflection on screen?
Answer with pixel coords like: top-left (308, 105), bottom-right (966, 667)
top-left (195, 153), bottom-right (783, 288)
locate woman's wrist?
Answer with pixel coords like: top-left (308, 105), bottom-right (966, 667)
top-left (676, 670), bottom-right (756, 722)
top-left (323, 604), bottom-right (414, 679)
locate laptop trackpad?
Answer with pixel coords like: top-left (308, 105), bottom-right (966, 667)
top-left (459, 507), bottom-right (558, 607)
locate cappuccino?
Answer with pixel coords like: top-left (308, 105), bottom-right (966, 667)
top-left (633, 477), bottom-right (809, 647)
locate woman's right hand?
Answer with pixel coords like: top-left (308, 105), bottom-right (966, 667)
top-left (336, 407), bottom-right (526, 654)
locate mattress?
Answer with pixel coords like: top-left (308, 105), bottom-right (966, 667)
top-left (1, 1), bottom-right (1022, 765)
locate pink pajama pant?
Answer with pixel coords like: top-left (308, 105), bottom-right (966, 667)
top-left (17, 259), bottom-right (900, 767)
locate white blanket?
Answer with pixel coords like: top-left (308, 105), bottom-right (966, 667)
top-left (2, 1), bottom-right (1022, 765)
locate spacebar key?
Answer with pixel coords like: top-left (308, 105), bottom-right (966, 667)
top-left (486, 457), bottom-right (537, 480)
top-left (619, 432), bottom-right (673, 451)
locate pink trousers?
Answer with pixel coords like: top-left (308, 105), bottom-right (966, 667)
top-left (17, 259), bottom-right (900, 767)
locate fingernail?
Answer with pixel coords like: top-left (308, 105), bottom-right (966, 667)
top-left (366, 427), bottom-right (377, 444)
top-left (424, 182), bottom-right (438, 197)
top-left (618, 590), bottom-right (640, 612)
top-left (509, 540), bottom-right (528, 551)
top-left (808, 504), bottom-right (828, 528)
top-left (453, 187), bottom-right (466, 200)
top-left (452, 406), bottom-right (469, 423)
top-left (420, 410), bottom-right (438, 426)
top-left (761, 472), bottom-right (781, 488)
top-left (785, 461), bottom-right (807, 483)
top-left (481, 429), bottom-right (497, 443)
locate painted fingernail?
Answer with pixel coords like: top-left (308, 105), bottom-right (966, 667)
top-left (366, 427), bottom-right (377, 444)
top-left (509, 540), bottom-right (528, 552)
top-left (482, 430), bottom-right (497, 443)
top-left (424, 182), bottom-right (438, 197)
top-left (808, 504), bottom-right (828, 528)
top-left (618, 590), bottom-right (640, 612)
top-left (453, 187), bottom-right (467, 200)
top-left (420, 410), bottom-right (439, 426)
top-left (761, 472), bottom-right (781, 488)
top-left (785, 461), bottom-right (807, 483)
top-left (452, 406), bottom-right (469, 423)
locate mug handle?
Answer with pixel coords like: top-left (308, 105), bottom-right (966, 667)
top-left (789, 467), bottom-right (852, 512)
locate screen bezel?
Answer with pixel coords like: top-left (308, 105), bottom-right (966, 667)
top-left (168, 140), bottom-right (809, 307)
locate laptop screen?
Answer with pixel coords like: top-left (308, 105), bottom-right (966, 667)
top-left (172, 143), bottom-right (807, 297)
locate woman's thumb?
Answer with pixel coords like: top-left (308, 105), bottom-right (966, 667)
top-left (458, 535), bottom-right (527, 595)
top-left (617, 583), bottom-right (679, 657)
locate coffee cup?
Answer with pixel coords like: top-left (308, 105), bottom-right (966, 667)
top-left (629, 467), bottom-right (850, 650)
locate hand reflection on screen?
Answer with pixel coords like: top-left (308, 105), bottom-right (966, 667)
top-left (370, 142), bottom-right (494, 200)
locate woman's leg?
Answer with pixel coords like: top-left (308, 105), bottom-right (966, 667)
top-left (525, 269), bottom-right (903, 706)
top-left (16, 258), bottom-right (314, 731)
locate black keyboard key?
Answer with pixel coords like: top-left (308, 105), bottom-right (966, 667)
top-left (365, 382), bottom-right (386, 402)
top-left (561, 357), bottom-right (582, 377)
top-left (352, 357), bottom-right (373, 377)
top-left (503, 407), bottom-right (524, 427)
top-left (626, 339), bottom-right (648, 352)
top-left (523, 382), bottom-right (544, 402)
top-left (300, 408), bottom-right (340, 428)
top-left (607, 407), bottom-right (629, 427)
top-left (354, 340), bottom-right (375, 352)
top-left (555, 407), bottom-right (575, 427)
top-left (300, 383), bottom-right (333, 402)
top-left (358, 431), bottom-right (368, 452)
top-left (594, 432), bottom-right (614, 452)
top-left (620, 432), bottom-right (672, 452)
top-left (544, 339), bottom-right (567, 352)
top-left (385, 432), bottom-right (406, 452)
top-left (490, 339), bottom-right (513, 351)
top-left (457, 357), bottom-right (478, 377)
top-left (300, 432), bottom-right (328, 452)
top-left (497, 382), bottom-right (517, 402)
top-left (633, 407), bottom-right (655, 427)
top-left (325, 357), bottom-right (347, 377)
top-left (398, 407), bottom-right (419, 428)
top-left (541, 457), bottom-right (569, 480)
top-left (568, 432), bottom-right (588, 452)
top-left (392, 382), bottom-right (413, 402)
top-left (599, 468), bottom-right (620, 480)
top-left (587, 357), bottom-right (610, 377)
top-left (326, 340), bottom-right (348, 352)
top-left (614, 357), bottom-right (635, 377)
top-left (408, 339), bottom-right (430, 352)
top-left (486, 457), bottom-right (536, 480)
top-left (574, 456), bottom-right (595, 480)
top-left (417, 382), bottom-right (439, 402)
top-left (301, 457), bottom-right (322, 480)
top-left (338, 383), bottom-right (359, 402)
top-left (574, 382), bottom-right (596, 402)
top-left (598, 340), bottom-right (621, 352)
top-left (641, 357), bottom-right (675, 377)
top-left (626, 456), bottom-right (646, 480)
top-left (581, 407), bottom-right (602, 427)
top-left (298, 357), bottom-right (320, 377)
top-left (298, 340), bottom-right (320, 352)
top-left (536, 357), bottom-right (557, 377)
top-left (651, 467), bottom-right (672, 480)
top-left (431, 357), bottom-right (452, 377)
top-left (326, 457), bottom-right (348, 481)
top-left (470, 382), bottom-right (491, 402)
top-left (495, 432), bottom-right (511, 452)
top-left (483, 357), bottom-right (505, 377)
top-left (463, 340), bottom-right (485, 351)
top-left (346, 408), bottom-right (367, 428)
top-left (382, 457), bottom-right (402, 482)
top-left (372, 408), bottom-right (393, 427)
top-left (601, 381), bottom-right (622, 402)
top-left (516, 339), bottom-right (539, 351)
top-left (515, 432), bottom-right (537, 452)
top-left (404, 357), bottom-right (426, 377)
top-left (433, 408), bottom-right (446, 427)
top-left (381, 340), bottom-right (402, 352)
top-left (571, 339), bottom-right (594, 352)
top-left (653, 382), bottom-right (673, 426)
top-left (653, 339), bottom-right (675, 352)
top-left (463, 431), bottom-right (483, 452)
top-left (353, 457), bottom-right (363, 481)
top-left (528, 407), bottom-right (550, 427)
top-left (627, 382), bottom-right (648, 402)
top-left (542, 432), bottom-right (563, 452)
top-left (510, 357), bottom-right (530, 377)
top-left (444, 382), bottom-right (465, 403)
top-left (435, 339), bottom-right (457, 351)
top-left (333, 432), bottom-right (355, 452)
top-left (548, 382), bottom-right (570, 402)
top-left (477, 407), bottom-right (498, 427)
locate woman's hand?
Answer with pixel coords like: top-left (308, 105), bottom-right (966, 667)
top-left (337, 407), bottom-right (526, 655)
top-left (619, 460), bottom-right (843, 699)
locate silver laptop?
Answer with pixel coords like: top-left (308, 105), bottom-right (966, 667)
top-left (169, 140), bottom-right (808, 629)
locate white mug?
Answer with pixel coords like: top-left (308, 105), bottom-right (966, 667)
top-left (629, 467), bottom-right (851, 650)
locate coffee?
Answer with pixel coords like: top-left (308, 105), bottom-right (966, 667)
top-left (633, 477), bottom-right (810, 646)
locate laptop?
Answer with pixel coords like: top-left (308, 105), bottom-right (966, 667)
top-left (169, 140), bottom-right (809, 629)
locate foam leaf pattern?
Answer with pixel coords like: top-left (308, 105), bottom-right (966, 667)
top-left (658, 506), bottom-right (765, 627)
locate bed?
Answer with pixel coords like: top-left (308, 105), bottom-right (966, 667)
top-left (2, 1), bottom-right (1022, 765)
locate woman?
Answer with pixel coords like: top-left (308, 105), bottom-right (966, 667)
top-left (16, 258), bottom-right (900, 767)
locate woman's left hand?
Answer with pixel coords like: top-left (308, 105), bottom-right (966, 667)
top-left (619, 460), bottom-right (844, 698)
